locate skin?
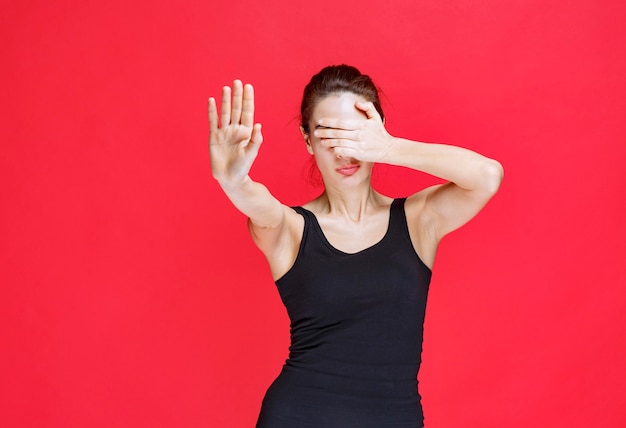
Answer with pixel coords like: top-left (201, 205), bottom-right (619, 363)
top-left (209, 80), bottom-right (504, 280)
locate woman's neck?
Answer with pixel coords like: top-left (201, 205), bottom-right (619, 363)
top-left (316, 184), bottom-right (383, 223)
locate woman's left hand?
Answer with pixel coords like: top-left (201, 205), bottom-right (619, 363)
top-left (314, 101), bottom-right (395, 163)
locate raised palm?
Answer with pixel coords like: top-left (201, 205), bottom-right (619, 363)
top-left (209, 80), bottom-right (263, 185)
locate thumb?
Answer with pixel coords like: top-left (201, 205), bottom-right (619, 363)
top-left (248, 123), bottom-right (263, 153)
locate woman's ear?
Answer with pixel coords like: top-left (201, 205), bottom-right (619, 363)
top-left (300, 126), bottom-right (314, 155)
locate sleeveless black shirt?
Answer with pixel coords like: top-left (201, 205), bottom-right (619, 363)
top-left (256, 198), bottom-right (432, 427)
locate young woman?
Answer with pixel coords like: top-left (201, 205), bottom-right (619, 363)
top-left (209, 65), bottom-right (503, 428)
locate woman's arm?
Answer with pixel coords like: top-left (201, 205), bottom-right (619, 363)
top-left (382, 138), bottom-right (503, 239)
top-left (314, 100), bottom-right (503, 240)
top-left (209, 81), bottom-right (301, 258)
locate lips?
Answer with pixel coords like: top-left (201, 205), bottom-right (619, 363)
top-left (336, 164), bottom-right (360, 176)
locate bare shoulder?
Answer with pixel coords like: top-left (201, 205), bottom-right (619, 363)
top-left (248, 204), bottom-right (305, 281)
top-left (248, 204), bottom-right (304, 252)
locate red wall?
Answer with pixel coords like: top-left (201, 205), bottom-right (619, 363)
top-left (2, 1), bottom-right (625, 427)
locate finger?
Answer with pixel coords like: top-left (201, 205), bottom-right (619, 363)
top-left (316, 118), bottom-right (360, 130)
top-left (241, 84), bottom-right (255, 128)
top-left (248, 123), bottom-right (264, 151)
top-left (220, 86), bottom-right (231, 127)
top-left (323, 139), bottom-right (357, 150)
top-left (314, 128), bottom-right (356, 140)
top-left (208, 97), bottom-right (218, 131)
top-left (231, 80), bottom-right (243, 125)
top-left (355, 101), bottom-right (380, 120)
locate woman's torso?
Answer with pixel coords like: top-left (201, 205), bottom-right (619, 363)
top-left (256, 198), bottom-right (432, 427)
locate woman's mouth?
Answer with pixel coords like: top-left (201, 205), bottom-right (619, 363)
top-left (336, 164), bottom-right (360, 176)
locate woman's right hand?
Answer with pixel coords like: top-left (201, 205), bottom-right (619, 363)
top-left (208, 80), bottom-right (263, 187)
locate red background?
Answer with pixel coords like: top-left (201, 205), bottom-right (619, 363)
top-left (2, 1), bottom-right (625, 427)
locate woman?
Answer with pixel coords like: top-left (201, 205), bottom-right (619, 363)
top-left (209, 65), bottom-right (503, 427)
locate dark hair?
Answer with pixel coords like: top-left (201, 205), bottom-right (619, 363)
top-left (300, 65), bottom-right (384, 134)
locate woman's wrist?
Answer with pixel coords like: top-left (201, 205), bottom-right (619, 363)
top-left (380, 137), bottom-right (425, 167)
top-left (218, 174), bottom-right (253, 194)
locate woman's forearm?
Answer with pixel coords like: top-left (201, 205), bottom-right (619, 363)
top-left (383, 138), bottom-right (504, 194)
top-left (218, 176), bottom-right (284, 229)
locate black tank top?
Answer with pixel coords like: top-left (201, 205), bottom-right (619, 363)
top-left (257, 198), bottom-right (432, 428)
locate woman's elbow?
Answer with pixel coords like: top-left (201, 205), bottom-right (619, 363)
top-left (482, 159), bottom-right (504, 195)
